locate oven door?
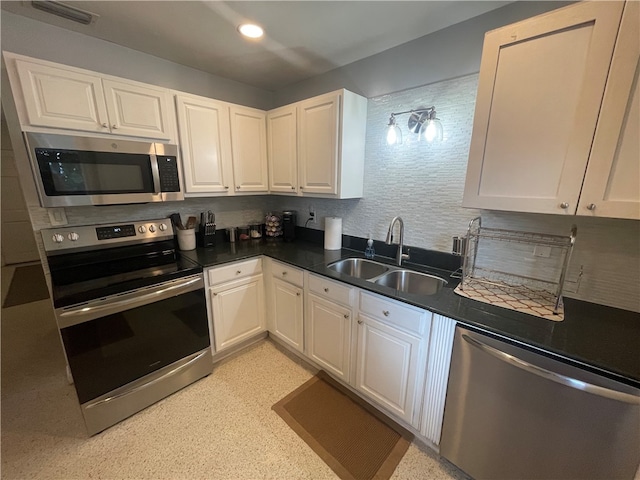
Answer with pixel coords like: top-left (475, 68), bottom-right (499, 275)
top-left (57, 274), bottom-right (211, 434)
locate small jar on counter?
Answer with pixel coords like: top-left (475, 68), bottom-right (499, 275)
top-left (249, 223), bottom-right (263, 239)
top-left (237, 226), bottom-right (251, 241)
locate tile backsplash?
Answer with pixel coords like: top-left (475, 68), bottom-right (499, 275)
top-left (22, 73), bottom-right (640, 313)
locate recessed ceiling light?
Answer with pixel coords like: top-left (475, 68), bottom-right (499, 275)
top-left (238, 23), bottom-right (264, 39)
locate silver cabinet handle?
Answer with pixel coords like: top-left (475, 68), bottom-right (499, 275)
top-left (344, 314), bottom-right (349, 319)
top-left (324, 287), bottom-right (329, 293)
top-left (357, 319), bottom-right (363, 325)
top-left (112, 124), bottom-right (118, 129)
top-left (282, 271), bottom-right (287, 276)
top-left (560, 202), bottom-right (570, 209)
top-left (383, 310), bottom-right (390, 317)
top-left (296, 292), bottom-right (301, 297)
top-left (587, 203), bottom-right (596, 211)
top-left (462, 334), bottom-right (640, 405)
top-left (236, 186), bottom-right (240, 190)
top-left (101, 123), bottom-right (108, 128)
top-left (291, 186), bottom-right (295, 190)
top-left (236, 270), bottom-right (242, 275)
top-left (224, 186), bottom-right (229, 189)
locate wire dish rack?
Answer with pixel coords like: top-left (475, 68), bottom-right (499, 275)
top-left (455, 217), bottom-right (577, 321)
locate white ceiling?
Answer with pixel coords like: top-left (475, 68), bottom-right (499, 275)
top-left (1, 1), bottom-right (512, 91)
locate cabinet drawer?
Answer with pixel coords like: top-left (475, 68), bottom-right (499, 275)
top-left (271, 260), bottom-right (304, 287)
top-left (207, 258), bottom-right (262, 285)
top-left (359, 291), bottom-right (428, 337)
top-left (308, 274), bottom-right (354, 306)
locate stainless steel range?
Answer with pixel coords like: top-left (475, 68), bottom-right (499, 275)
top-left (42, 218), bottom-right (211, 435)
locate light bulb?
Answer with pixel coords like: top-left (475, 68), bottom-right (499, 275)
top-left (424, 118), bottom-right (443, 142)
top-left (386, 115), bottom-right (402, 145)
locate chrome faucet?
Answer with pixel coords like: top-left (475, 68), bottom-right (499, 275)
top-left (385, 216), bottom-right (410, 266)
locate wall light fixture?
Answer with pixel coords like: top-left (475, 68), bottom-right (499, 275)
top-left (385, 106), bottom-right (443, 145)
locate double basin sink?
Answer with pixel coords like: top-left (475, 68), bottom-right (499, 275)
top-left (327, 257), bottom-right (447, 296)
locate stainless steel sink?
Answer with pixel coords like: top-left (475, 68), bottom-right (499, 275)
top-left (373, 270), bottom-right (447, 295)
top-left (327, 258), bottom-right (390, 279)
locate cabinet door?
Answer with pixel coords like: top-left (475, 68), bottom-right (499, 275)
top-left (176, 95), bottom-right (233, 194)
top-left (210, 274), bottom-right (265, 352)
top-left (272, 277), bottom-right (304, 352)
top-left (230, 106), bottom-right (268, 193)
top-left (15, 60), bottom-right (109, 133)
top-left (298, 92), bottom-right (340, 195)
top-left (462, 2), bottom-right (625, 215)
top-left (307, 293), bottom-right (352, 382)
top-left (102, 79), bottom-right (172, 140)
top-left (578, 1), bottom-right (639, 220)
top-left (355, 313), bottom-right (423, 426)
top-left (267, 105), bottom-right (298, 193)
top-left (421, 314), bottom-right (456, 445)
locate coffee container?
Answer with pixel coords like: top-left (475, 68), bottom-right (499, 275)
top-left (282, 211), bottom-right (297, 242)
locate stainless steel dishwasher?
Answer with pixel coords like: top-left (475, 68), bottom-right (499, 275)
top-left (440, 326), bottom-right (640, 480)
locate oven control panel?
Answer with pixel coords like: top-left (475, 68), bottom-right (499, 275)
top-left (42, 218), bottom-right (175, 253)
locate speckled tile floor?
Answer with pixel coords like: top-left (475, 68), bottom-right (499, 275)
top-left (1, 265), bottom-right (469, 480)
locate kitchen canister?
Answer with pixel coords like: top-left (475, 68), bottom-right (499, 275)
top-left (176, 228), bottom-right (196, 251)
top-left (324, 217), bottom-right (342, 250)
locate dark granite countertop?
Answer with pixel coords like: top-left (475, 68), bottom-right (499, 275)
top-left (180, 237), bottom-right (640, 388)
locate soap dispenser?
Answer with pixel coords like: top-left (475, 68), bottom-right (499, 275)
top-left (365, 236), bottom-right (375, 259)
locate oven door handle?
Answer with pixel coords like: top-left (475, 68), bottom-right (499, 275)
top-left (57, 275), bottom-right (203, 328)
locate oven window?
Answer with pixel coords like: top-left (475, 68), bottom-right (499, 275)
top-left (35, 148), bottom-right (154, 195)
top-left (61, 289), bottom-right (209, 404)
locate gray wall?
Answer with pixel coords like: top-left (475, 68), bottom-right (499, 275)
top-left (0, 11), bottom-right (273, 109)
top-left (272, 1), bottom-right (573, 106)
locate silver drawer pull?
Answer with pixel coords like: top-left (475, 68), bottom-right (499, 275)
top-left (324, 287), bottom-right (329, 293)
top-left (344, 314), bottom-right (349, 319)
top-left (357, 319), bottom-right (363, 325)
top-left (236, 270), bottom-right (242, 275)
top-left (282, 271), bottom-right (287, 276)
top-left (383, 310), bottom-right (390, 317)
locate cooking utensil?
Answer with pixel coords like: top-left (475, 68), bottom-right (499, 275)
top-left (185, 216), bottom-right (197, 229)
top-left (170, 213), bottom-right (184, 230)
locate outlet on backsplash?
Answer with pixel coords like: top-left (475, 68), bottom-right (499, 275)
top-left (308, 205), bottom-right (316, 225)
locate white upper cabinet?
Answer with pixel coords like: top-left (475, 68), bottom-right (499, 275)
top-left (102, 79), bottom-right (172, 140)
top-left (175, 93), bottom-right (233, 195)
top-left (298, 91), bottom-right (340, 195)
top-left (462, 2), bottom-right (626, 216)
top-left (267, 105), bottom-right (298, 193)
top-left (577, 1), bottom-right (639, 220)
top-left (229, 105), bottom-right (268, 193)
top-left (8, 53), bottom-right (174, 141)
top-left (268, 89), bottom-right (367, 199)
top-left (175, 93), bottom-right (269, 197)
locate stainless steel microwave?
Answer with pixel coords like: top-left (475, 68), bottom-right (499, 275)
top-left (24, 132), bottom-right (184, 207)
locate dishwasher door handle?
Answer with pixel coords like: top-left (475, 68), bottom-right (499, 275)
top-left (462, 333), bottom-right (640, 405)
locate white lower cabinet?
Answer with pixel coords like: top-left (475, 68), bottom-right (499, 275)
top-left (420, 314), bottom-right (457, 445)
top-left (206, 259), bottom-right (266, 353)
top-left (204, 259), bottom-right (456, 445)
top-left (305, 274), bottom-right (355, 383)
top-left (268, 260), bottom-right (304, 352)
top-left (355, 292), bottom-right (430, 428)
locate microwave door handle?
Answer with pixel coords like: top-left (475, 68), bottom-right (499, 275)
top-left (150, 154), bottom-right (162, 194)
